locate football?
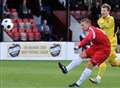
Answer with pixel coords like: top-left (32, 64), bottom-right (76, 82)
top-left (1, 18), bottom-right (14, 31)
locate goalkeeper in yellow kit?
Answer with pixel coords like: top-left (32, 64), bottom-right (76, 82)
top-left (89, 3), bottom-right (120, 84)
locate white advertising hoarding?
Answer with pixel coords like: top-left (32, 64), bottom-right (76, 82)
top-left (1, 42), bottom-right (119, 60)
top-left (0, 42), bottom-right (68, 60)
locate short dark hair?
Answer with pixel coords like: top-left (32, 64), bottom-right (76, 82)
top-left (80, 18), bottom-right (91, 24)
top-left (101, 3), bottom-right (111, 11)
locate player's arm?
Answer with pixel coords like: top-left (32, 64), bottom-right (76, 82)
top-left (78, 28), bottom-right (95, 48)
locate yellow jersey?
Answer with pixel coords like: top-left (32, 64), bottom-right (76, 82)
top-left (98, 15), bottom-right (117, 50)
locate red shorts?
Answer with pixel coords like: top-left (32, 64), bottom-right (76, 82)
top-left (85, 47), bottom-right (110, 66)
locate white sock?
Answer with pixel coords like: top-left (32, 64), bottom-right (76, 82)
top-left (76, 68), bottom-right (92, 86)
top-left (66, 55), bottom-right (82, 72)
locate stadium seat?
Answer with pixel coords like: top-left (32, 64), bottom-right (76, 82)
top-left (11, 28), bottom-right (18, 33)
top-left (12, 19), bottom-right (17, 23)
top-left (17, 18), bottom-right (23, 23)
top-left (27, 32), bottom-right (34, 41)
top-left (13, 32), bottom-right (20, 41)
top-left (34, 32), bottom-right (41, 41)
top-left (20, 32), bottom-right (27, 41)
top-left (31, 23), bottom-right (37, 28)
top-left (24, 20), bottom-right (32, 29)
top-left (23, 18), bottom-right (28, 23)
top-left (29, 19), bottom-right (35, 24)
top-left (26, 29), bottom-right (32, 33)
top-left (32, 28), bottom-right (39, 33)
top-left (19, 29), bottom-right (25, 33)
top-left (13, 22), bottom-right (18, 28)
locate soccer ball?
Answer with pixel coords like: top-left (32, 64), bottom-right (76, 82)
top-left (1, 18), bottom-right (14, 30)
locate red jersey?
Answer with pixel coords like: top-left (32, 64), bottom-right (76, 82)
top-left (79, 26), bottom-right (111, 50)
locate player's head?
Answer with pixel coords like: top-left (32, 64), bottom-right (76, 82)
top-left (101, 3), bottom-right (111, 17)
top-left (80, 18), bottom-right (91, 31)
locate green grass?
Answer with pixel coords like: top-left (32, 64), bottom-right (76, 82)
top-left (0, 61), bottom-right (120, 88)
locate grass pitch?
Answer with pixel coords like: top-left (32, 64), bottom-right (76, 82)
top-left (0, 60), bottom-right (120, 88)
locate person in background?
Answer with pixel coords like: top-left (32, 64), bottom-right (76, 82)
top-left (6, 0), bottom-right (21, 12)
top-left (89, 3), bottom-right (120, 84)
top-left (33, 12), bottom-right (42, 31)
top-left (90, 1), bottom-right (101, 26)
top-left (19, 0), bottom-right (31, 18)
top-left (40, 19), bottom-right (51, 41)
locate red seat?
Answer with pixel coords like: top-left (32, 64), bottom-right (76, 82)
top-left (31, 23), bottom-right (37, 28)
top-left (13, 22), bottom-right (18, 28)
top-left (20, 32), bottom-right (27, 41)
top-left (13, 32), bottom-right (20, 41)
top-left (12, 19), bottom-right (17, 23)
top-left (17, 18), bottom-right (23, 23)
top-left (12, 28), bottom-right (18, 33)
top-left (27, 32), bottom-right (34, 41)
top-left (19, 29), bottom-right (25, 33)
top-left (34, 32), bottom-right (41, 41)
top-left (32, 28), bottom-right (38, 33)
top-left (29, 19), bottom-right (35, 24)
top-left (23, 18), bottom-right (28, 23)
top-left (26, 29), bottom-right (32, 33)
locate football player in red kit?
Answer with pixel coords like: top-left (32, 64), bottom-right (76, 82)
top-left (58, 18), bottom-right (111, 88)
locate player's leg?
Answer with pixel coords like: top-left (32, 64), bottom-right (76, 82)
top-left (109, 40), bottom-right (120, 67)
top-left (66, 55), bottom-right (83, 72)
top-left (69, 50), bottom-right (110, 87)
top-left (58, 54), bottom-right (83, 74)
top-left (89, 52), bottom-right (119, 84)
top-left (108, 51), bottom-right (120, 67)
top-left (58, 33), bottom-right (89, 74)
top-left (89, 46), bottom-right (120, 84)
top-left (68, 49), bottom-right (98, 87)
top-left (69, 61), bottom-right (93, 87)
top-left (89, 62), bottom-right (107, 84)
top-left (98, 63), bottom-right (107, 78)
top-left (114, 60), bottom-right (120, 67)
